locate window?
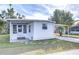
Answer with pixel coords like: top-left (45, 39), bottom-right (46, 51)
top-left (18, 25), bottom-right (22, 32)
top-left (13, 25), bottom-right (17, 34)
top-left (76, 26), bottom-right (79, 31)
top-left (23, 25), bottom-right (27, 33)
top-left (42, 24), bottom-right (47, 30)
top-left (71, 26), bottom-right (79, 31)
top-left (29, 25), bottom-right (31, 33)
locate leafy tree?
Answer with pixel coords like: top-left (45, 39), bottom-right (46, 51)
top-left (50, 9), bottom-right (74, 26)
top-left (0, 10), bottom-right (7, 19)
top-left (50, 9), bottom-right (74, 35)
top-left (0, 19), bottom-right (5, 33)
top-left (0, 4), bottom-right (26, 34)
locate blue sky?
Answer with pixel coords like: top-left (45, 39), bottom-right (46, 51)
top-left (0, 4), bottom-right (79, 20)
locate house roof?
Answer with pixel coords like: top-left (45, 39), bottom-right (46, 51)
top-left (71, 21), bottom-right (79, 27)
top-left (7, 19), bottom-right (55, 23)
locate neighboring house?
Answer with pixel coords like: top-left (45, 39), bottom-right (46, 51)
top-left (7, 19), bottom-right (55, 42)
top-left (70, 21), bottom-right (79, 34)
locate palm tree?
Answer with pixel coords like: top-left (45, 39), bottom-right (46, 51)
top-left (7, 4), bottom-right (17, 19)
top-left (22, 15), bottom-right (25, 19)
top-left (58, 27), bottom-right (64, 36)
top-left (16, 13), bottom-right (22, 19)
top-left (9, 4), bottom-right (12, 9)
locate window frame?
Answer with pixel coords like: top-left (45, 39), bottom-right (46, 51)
top-left (18, 25), bottom-right (22, 32)
top-left (29, 25), bottom-right (31, 33)
top-left (23, 25), bottom-right (27, 33)
top-left (13, 25), bottom-right (17, 34)
top-left (42, 23), bottom-right (47, 30)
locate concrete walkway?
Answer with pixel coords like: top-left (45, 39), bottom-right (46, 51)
top-left (48, 49), bottom-right (79, 55)
top-left (56, 36), bottom-right (79, 43)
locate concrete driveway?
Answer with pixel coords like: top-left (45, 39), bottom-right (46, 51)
top-left (48, 49), bottom-right (79, 55)
top-left (56, 36), bottom-right (79, 43)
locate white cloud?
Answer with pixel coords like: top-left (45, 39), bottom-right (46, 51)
top-left (25, 12), bottom-right (49, 20)
top-left (0, 5), bottom-right (9, 13)
top-left (0, 4), bottom-right (79, 20)
top-left (12, 5), bottom-right (30, 16)
top-left (15, 5), bottom-right (32, 15)
top-left (41, 5), bottom-right (54, 15)
top-left (41, 4), bottom-right (79, 20)
top-left (41, 4), bottom-right (69, 16)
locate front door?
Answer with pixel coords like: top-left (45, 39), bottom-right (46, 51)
top-left (18, 25), bottom-right (23, 37)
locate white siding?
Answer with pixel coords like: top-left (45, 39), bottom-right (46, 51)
top-left (70, 31), bottom-right (79, 34)
top-left (10, 22), bottom-right (18, 42)
top-left (10, 21), bottom-right (34, 42)
top-left (33, 22), bottom-right (55, 40)
top-left (26, 23), bottom-right (34, 40)
top-left (10, 20), bottom-right (55, 42)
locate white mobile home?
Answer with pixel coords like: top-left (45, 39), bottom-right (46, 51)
top-left (70, 21), bottom-right (79, 34)
top-left (8, 19), bottom-right (55, 42)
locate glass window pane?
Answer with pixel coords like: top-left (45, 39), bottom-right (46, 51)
top-left (23, 25), bottom-right (27, 33)
top-left (42, 24), bottom-right (47, 30)
top-left (13, 25), bottom-right (17, 34)
top-left (18, 25), bottom-right (22, 32)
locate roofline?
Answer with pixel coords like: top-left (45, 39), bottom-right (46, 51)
top-left (7, 19), bottom-right (55, 23)
top-left (6, 19), bottom-right (48, 21)
top-left (55, 24), bottom-right (69, 26)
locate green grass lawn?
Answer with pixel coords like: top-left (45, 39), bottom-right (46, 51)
top-left (0, 34), bottom-right (79, 55)
top-left (0, 34), bottom-right (10, 42)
